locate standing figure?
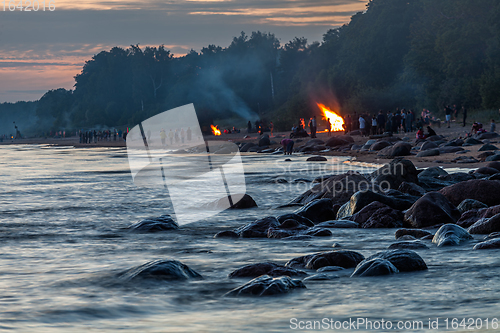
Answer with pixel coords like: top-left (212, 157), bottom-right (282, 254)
top-left (269, 121), bottom-right (274, 136)
top-left (327, 118), bottom-right (331, 136)
top-left (160, 129), bottom-right (166, 146)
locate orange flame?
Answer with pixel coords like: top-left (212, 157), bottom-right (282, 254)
top-left (211, 125), bottom-right (221, 136)
top-left (317, 103), bottom-right (345, 132)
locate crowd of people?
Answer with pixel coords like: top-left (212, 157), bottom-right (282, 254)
top-left (79, 129), bottom-right (122, 144)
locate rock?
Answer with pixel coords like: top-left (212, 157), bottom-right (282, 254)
top-left (478, 151), bottom-right (496, 161)
top-left (486, 154), bottom-right (500, 162)
top-left (418, 166), bottom-right (448, 179)
top-left (427, 135), bottom-right (445, 142)
top-left (439, 179), bottom-right (500, 206)
top-left (351, 258), bottom-right (399, 277)
top-left (337, 190), bottom-right (415, 219)
top-left (378, 142), bottom-right (412, 157)
top-left (349, 130), bottom-right (362, 136)
top-left (395, 228), bottom-right (433, 239)
top-left (417, 149), bottom-right (440, 157)
top-left (325, 136), bottom-right (354, 147)
top-left (350, 201), bottom-right (404, 228)
top-left (473, 238), bottom-right (500, 250)
top-left (236, 216), bottom-right (280, 238)
top-left (468, 213), bottom-right (500, 234)
top-left (370, 141), bottom-right (391, 151)
top-left (126, 215), bottom-right (179, 232)
top-left (474, 167), bottom-right (500, 176)
top-left (303, 273), bottom-right (339, 281)
top-left (205, 193), bottom-right (257, 209)
top-left (363, 249), bottom-right (427, 272)
top-left (317, 266), bottom-right (345, 272)
top-left (289, 172), bottom-right (375, 206)
top-left (351, 144), bottom-right (363, 151)
top-left (397, 235), bottom-right (417, 241)
top-left (404, 192), bottom-right (461, 228)
top-left (117, 259), bottom-right (202, 281)
top-left (258, 134), bottom-right (271, 147)
top-left (464, 138), bottom-right (483, 145)
top-left (398, 182), bottom-right (426, 197)
top-left (438, 172), bottom-right (475, 183)
top-left (479, 144), bottom-right (499, 151)
top-left (452, 156), bottom-right (480, 163)
top-left (388, 241), bottom-right (429, 249)
top-left (485, 232), bottom-right (500, 240)
top-left (475, 132), bottom-right (500, 140)
top-left (457, 199), bottom-right (488, 214)
top-left (306, 156), bottom-right (328, 162)
top-left (285, 250), bottom-right (365, 270)
top-left (420, 141), bottom-right (438, 151)
top-left (228, 262), bottom-right (307, 278)
top-left (214, 230), bottom-right (240, 238)
top-left (224, 275), bottom-right (306, 297)
top-left (445, 138), bottom-right (464, 146)
top-left (276, 213), bottom-right (315, 227)
top-left (456, 205), bottom-right (500, 228)
top-left (439, 146), bottom-right (464, 154)
top-left (294, 198), bottom-right (337, 224)
top-left (316, 220), bottom-right (359, 228)
top-left (417, 177), bottom-right (455, 192)
top-left (486, 161), bottom-right (500, 172)
top-left (370, 158), bottom-right (419, 189)
top-left (432, 224), bottom-right (473, 247)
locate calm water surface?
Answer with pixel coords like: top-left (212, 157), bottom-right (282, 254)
top-left (0, 145), bottom-right (498, 332)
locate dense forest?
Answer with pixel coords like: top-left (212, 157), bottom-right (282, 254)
top-left (2, 0), bottom-right (500, 135)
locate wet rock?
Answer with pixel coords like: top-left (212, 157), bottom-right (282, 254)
top-left (206, 193), bottom-right (257, 209)
top-left (404, 192), bottom-right (461, 228)
top-left (388, 241), bottom-right (429, 249)
top-left (317, 266), bottom-right (345, 272)
top-left (118, 259), bottom-right (202, 281)
top-left (486, 154), bottom-right (500, 162)
top-left (417, 149), bottom-right (440, 157)
top-left (473, 238), bottom-right (500, 250)
top-left (126, 215), bottom-right (179, 232)
top-left (478, 144), bottom-right (499, 151)
top-left (350, 201), bottom-right (404, 229)
top-left (432, 224), bottom-right (473, 247)
top-left (370, 158), bottom-right (419, 189)
top-left (475, 132), bottom-right (499, 140)
top-left (467, 213), bottom-right (500, 234)
top-left (457, 199), bottom-right (488, 214)
top-left (485, 232), bottom-right (500, 240)
top-left (439, 146), bottom-right (464, 154)
top-left (303, 273), bottom-right (339, 281)
top-left (486, 161), bottom-right (500, 172)
top-left (277, 213), bottom-right (314, 227)
top-left (420, 141), bottom-right (438, 151)
top-left (240, 142), bottom-right (257, 152)
top-left (316, 220), bottom-right (359, 228)
top-left (290, 172), bottom-right (375, 206)
top-left (378, 142), bottom-right (412, 158)
top-left (418, 166), bottom-right (448, 179)
top-left (452, 156), bottom-right (480, 163)
top-left (438, 172), bottom-right (474, 183)
top-left (306, 156), bottom-right (328, 162)
top-left (363, 249), bottom-right (427, 272)
top-left (474, 167), bottom-right (499, 176)
top-left (395, 229), bottom-right (433, 240)
top-left (464, 138), bottom-right (483, 145)
top-left (258, 134), bottom-right (271, 147)
top-left (370, 141), bottom-right (391, 151)
top-left (351, 258), bottom-right (399, 277)
top-left (398, 182), bottom-right (426, 197)
top-left (285, 250), bottom-right (365, 270)
top-left (214, 230), bottom-right (240, 238)
top-left (237, 216), bottom-right (280, 238)
top-left (325, 136), bottom-right (354, 147)
top-left (456, 205), bottom-right (500, 228)
top-left (478, 151), bottom-right (495, 161)
top-left (337, 190), bottom-right (415, 220)
top-left (294, 198), bottom-right (337, 224)
top-left (439, 179), bottom-right (500, 206)
top-left (228, 262), bottom-right (307, 278)
top-left (224, 275), bottom-right (306, 297)
top-left (397, 235), bottom-right (417, 241)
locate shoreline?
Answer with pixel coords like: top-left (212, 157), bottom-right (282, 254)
top-left (1, 122), bottom-right (491, 169)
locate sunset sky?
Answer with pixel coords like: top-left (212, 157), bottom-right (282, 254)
top-left (0, 0), bottom-right (367, 103)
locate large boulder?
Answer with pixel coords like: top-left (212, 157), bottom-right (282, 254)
top-left (457, 204), bottom-right (500, 228)
top-left (467, 213), bottom-right (500, 234)
top-left (117, 259), bottom-right (202, 281)
top-left (294, 198), bottom-right (337, 223)
top-left (398, 182), bottom-right (426, 197)
top-left (228, 262), bottom-right (307, 278)
top-left (420, 141), bottom-right (438, 151)
top-left (337, 190), bottom-right (415, 219)
top-left (439, 179), bottom-right (500, 206)
top-left (474, 132), bottom-right (499, 140)
top-left (370, 141), bottom-right (391, 151)
top-left (289, 172), bottom-right (375, 205)
top-left (404, 192), bottom-right (461, 228)
top-left (473, 238), bottom-right (500, 250)
top-left (350, 201), bottom-right (404, 228)
top-left (457, 199), bottom-right (488, 214)
top-left (351, 258), bottom-right (399, 277)
top-left (370, 158), bottom-right (419, 189)
top-left (418, 166), bottom-right (448, 179)
top-left (432, 224), bottom-right (473, 247)
top-left (416, 149), bottom-right (440, 157)
top-left (236, 216), bottom-right (280, 238)
top-left (486, 161), bottom-right (500, 172)
top-left (478, 143), bottom-right (499, 151)
top-left (240, 142), bottom-right (257, 152)
top-left (486, 154), bottom-right (500, 162)
top-left (362, 249), bottom-right (427, 272)
top-left (285, 250), bottom-right (365, 270)
top-left (325, 136), bottom-right (354, 147)
top-left (378, 142), bottom-right (412, 157)
top-left (224, 275), bottom-right (306, 297)
top-left (258, 134), bottom-right (271, 147)
top-left (126, 215), bottom-right (179, 232)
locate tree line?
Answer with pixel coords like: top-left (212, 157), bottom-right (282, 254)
top-left (2, 0), bottom-right (500, 135)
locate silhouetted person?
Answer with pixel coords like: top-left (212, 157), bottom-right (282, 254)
top-left (427, 126), bottom-right (437, 137)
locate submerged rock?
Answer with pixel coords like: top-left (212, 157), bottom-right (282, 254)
top-left (237, 216), bottom-right (280, 238)
top-left (316, 220), bottom-right (359, 228)
top-left (388, 241), bottom-right (429, 250)
top-left (224, 275), bottom-right (306, 297)
top-left (468, 213), bottom-right (500, 234)
top-left (363, 249), bottom-right (427, 272)
top-left (118, 259), bottom-right (202, 281)
top-left (337, 190), bottom-right (414, 219)
top-left (214, 230), bottom-right (240, 238)
top-left (404, 192), bottom-right (461, 228)
top-left (126, 215), bottom-right (179, 232)
top-left (395, 228), bottom-right (433, 240)
top-left (285, 250), bottom-right (365, 270)
top-left (306, 156), bottom-right (328, 162)
top-left (432, 224), bottom-right (473, 247)
top-left (351, 258), bottom-right (399, 277)
top-left (228, 262), bottom-right (307, 278)
top-left (473, 238), bottom-right (500, 250)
